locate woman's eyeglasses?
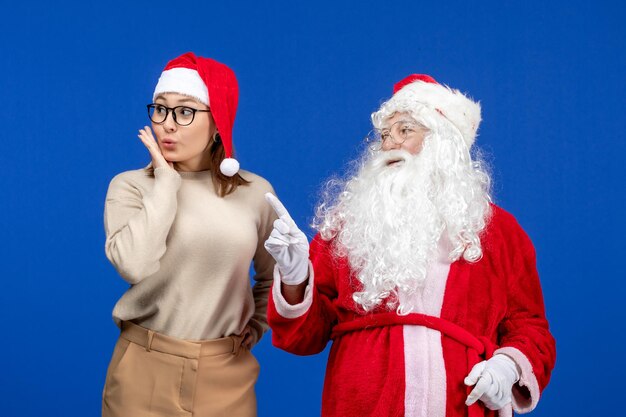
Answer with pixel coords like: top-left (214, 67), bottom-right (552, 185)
top-left (147, 104), bottom-right (211, 126)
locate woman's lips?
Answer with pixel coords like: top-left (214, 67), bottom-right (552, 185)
top-left (161, 140), bottom-right (177, 149)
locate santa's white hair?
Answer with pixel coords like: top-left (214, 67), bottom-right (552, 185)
top-left (312, 102), bottom-right (492, 313)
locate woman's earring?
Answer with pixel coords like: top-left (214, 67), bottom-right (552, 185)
top-left (214, 133), bottom-right (221, 143)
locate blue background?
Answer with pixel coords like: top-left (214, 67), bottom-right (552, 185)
top-left (1, 1), bottom-right (624, 416)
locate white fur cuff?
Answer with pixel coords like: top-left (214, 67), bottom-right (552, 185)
top-left (494, 347), bottom-right (541, 413)
top-left (271, 262), bottom-right (314, 319)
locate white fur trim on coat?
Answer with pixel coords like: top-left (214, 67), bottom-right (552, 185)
top-left (271, 262), bottom-right (315, 319)
top-left (494, 346), bottom-right (541, 413)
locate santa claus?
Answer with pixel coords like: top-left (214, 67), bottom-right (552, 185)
top-left (264, 74), bottom-right (556, 417)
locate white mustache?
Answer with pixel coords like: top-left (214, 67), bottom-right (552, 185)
top-left (369, 149), bottom-right (414, 170)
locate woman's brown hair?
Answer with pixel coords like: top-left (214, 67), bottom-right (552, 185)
top-left (207, 134), bottom-right (250, 196)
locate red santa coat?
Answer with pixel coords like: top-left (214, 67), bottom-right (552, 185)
top-left (267, 205), bottom-right (556, 417)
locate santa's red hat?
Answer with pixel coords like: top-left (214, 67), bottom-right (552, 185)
top-left (375, 74), bottom-right (481, 148)
top-left (153, 52), bottom-right (240, 176)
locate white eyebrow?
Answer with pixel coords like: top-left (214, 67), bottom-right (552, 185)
top-left (381, 120), bottom-right (416, 129)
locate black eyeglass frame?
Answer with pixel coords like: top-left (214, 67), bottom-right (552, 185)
top-left (146, 103), bottom-right (211, 126)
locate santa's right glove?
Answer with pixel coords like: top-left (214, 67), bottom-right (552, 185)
top-left (464, 354), bottom-right (521, 410)
top-left (264, 193), bottom-right (310, 285)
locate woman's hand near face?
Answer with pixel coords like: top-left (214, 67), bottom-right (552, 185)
top-left (138, 126), bottom-right (174, 170)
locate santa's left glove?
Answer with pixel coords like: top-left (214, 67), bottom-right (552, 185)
top-left (264, 193), bottom-right (310, 285)
top-left (464, 354), bottom-right (521, 410)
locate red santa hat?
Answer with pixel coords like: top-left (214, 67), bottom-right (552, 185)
top-left (379, 74), bottom-right (481, 148)
top-left (153, 52), bottom-right (240, 176)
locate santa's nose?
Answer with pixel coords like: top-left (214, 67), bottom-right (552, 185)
top-left (382, 139), bottom-right (401, 151)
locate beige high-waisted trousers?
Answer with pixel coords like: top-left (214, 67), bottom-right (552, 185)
top-left (102, 321), bottom-right (259, 417)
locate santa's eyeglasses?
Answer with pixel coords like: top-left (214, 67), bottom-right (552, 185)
top-left (366, 120), bottom-right (426, 151)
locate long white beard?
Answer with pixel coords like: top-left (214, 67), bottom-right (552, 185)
top-left (314, 139), bottom-right (491, 313)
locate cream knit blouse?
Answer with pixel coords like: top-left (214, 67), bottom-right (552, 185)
top-left (104, 166), bottom-right (277, 343)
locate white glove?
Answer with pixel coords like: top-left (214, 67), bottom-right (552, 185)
top-left (264, 193), bottom-right (310, 285)
top-left (464, 354), bottom-right (520, 410)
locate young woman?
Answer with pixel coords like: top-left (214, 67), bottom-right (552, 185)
top-left (102, 52), bottom-right (276, 417)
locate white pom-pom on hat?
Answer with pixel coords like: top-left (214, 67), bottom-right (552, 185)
top-left (220, 158), bottom-right (240, 177)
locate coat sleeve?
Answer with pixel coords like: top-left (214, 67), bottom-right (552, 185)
top-left (494, 215), bottom-right (557, 414)
top-left (267, 234), bottom-right (339, 355)
top-left (104, 168), bottom-right (181, 284)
